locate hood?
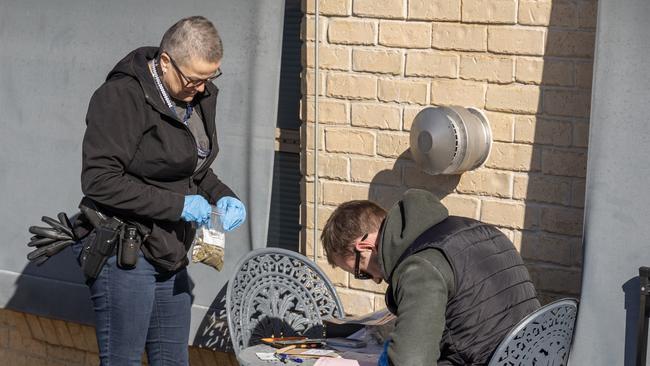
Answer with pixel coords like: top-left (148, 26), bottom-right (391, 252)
top-left (106, 46), bottom-right (159, 82)
top-left (378, 189), bottom-right (449, 279)
top-left (105, 46), bottom-right (172, 116)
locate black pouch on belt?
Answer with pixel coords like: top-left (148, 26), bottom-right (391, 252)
top-left (78, 197), bottom-right (124, 280)
top-left (117, 225), bottom-right (141, 269)
top-left (79, 225), bottom-right (120, 280)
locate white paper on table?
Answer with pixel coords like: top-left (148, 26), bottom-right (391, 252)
top-left (255, 352), bottom-right (277, 361)
top-left (300, 349), bottom-right (337, 356)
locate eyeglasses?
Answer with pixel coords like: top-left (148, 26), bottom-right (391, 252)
top-left (353, 233), bottom-right (373, 280)
top-left (166, 54), bottom-right (222, 88)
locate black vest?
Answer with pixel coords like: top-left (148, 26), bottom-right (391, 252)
top-left (385, 216), bottom-right (540, 365)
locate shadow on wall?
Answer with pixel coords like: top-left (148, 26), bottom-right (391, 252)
top-left (5, 244), bottom-right (235, 354)
top-left (4, 248), bottom-right (95, 324)
top-left (192, 284), bottom-right (233, 352)
top-left (519, 0), bottom-right (595, 305)
top-left (367, 151), bottom-right (460, 210)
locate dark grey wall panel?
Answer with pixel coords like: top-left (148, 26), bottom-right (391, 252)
top-left (276, 0), bottom-right (302, 130)
top-left (267, 152), bottom-right (301, 251)
top-left (0, 0), bottom-right (284, 345)
top-left (568, 0), bottom-right (650, 364)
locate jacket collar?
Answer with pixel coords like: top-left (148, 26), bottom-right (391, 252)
top-left (107, 47), bottom-right (217, 125)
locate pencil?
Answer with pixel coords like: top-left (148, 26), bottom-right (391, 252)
top-left (275, 345), bottom-right (297, 354)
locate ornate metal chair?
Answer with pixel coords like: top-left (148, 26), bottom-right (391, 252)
top-left (488, 298), bottom-right (579, 366)
top-left (226, 248), bottom-right (345, 356)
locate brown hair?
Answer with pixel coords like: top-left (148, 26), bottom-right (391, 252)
top-left (321, 200), bottom-right (387, 266)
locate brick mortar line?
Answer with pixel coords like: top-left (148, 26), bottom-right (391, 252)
top-left (317, 70), bottom-right (589, 90)
top-left (307, 43), bottom-right (573, 58)
top-left (312, 16), bottom-right (596, 31)
top-left (517, 227), bottom-right (583, 235)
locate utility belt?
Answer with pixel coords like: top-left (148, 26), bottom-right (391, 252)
top-left (78, 197), bottom-right (149, 280)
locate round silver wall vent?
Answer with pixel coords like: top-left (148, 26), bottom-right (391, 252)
top-left (409, 106), bottom-right (492, 175)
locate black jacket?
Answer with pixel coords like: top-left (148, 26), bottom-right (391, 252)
top-left (81, 47), bottom-right (236, 272)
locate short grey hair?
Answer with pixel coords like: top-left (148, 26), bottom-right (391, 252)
top-left (159, 16), bottom-right (223, 66)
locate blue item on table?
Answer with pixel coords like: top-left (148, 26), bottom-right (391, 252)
top-left (275, 353), bottom-right (303, 363)
top-left (378, 339), bottom-right (390, 366)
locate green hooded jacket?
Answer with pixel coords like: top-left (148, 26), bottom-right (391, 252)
top-left (378, 189), bottom-right (455, 366)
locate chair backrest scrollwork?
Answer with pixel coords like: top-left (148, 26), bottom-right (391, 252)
top-left (488, 298), bottom-right (578, 366)
top-left (226, 248), bottom-right (344, 356)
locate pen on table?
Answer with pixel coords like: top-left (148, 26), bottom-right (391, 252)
top-left (275, 353), bottom-right (303, 363)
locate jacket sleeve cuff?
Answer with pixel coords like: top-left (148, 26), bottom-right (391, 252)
top-left (167, 192), bottom-right (185, 221)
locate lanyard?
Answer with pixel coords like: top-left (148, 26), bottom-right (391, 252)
top-left (149, 59), bottom-right (210, 159)
top-left (149, 59), bottom-right (193, 125)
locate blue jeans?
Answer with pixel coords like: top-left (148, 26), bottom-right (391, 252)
top-left (78, 244), bottom-right (192, 366)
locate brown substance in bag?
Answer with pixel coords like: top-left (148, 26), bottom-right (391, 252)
top-left (192, 237), bottom-right (225, 271)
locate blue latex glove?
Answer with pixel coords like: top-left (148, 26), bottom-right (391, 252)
top-left (180, 195), bottom-right (211, 225)
top-left (378, 339), bottom-right (390, 366)
top-left (216, 196), bottom-right (246, 232)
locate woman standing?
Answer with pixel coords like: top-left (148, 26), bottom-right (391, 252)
top-left (80, 16), bottom-right (246, 365)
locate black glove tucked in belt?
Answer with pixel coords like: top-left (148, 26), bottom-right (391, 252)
top-left (27, 213), bottom-right (79, 266)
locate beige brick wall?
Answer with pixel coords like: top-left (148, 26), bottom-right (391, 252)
top-left (301, 0), bottom-right (596, 314)
top-left (0, 309), bottom-right (237, 365)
